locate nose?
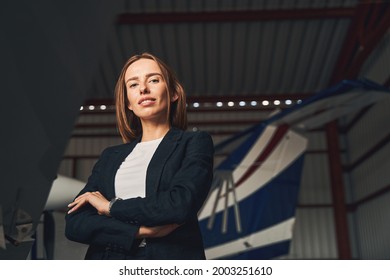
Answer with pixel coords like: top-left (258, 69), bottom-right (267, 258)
top-left (140, 82), bottom-right (149, 94)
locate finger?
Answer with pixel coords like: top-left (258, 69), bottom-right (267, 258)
top-left (67, 201), bottom-right (83, 213)
top-left (67, 197), bottom-right (88, 213)
top-left (69, 195), bottom-right (87, 206)
top-left (67, 201), bottom-right (76, 207)
top-left (67, 204), bottom-right (77, 214)
top-left (68, 198), bottom-right (82, 207)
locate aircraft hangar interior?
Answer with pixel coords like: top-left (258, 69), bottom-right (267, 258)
top-left (1, 0), bottom-right (389, 260)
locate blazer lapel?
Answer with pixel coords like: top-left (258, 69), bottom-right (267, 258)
top-left (146, 128), bottom-right (183, 196)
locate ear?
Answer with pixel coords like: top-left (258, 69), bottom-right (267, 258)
top-left (171, 93), bottom-right (179, 103)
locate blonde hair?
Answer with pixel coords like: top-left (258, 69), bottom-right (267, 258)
top-left (115, 53), bottom-right (187, 142)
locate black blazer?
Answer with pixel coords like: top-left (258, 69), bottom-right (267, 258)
top-left (65, 128), bottom-right (214, 259)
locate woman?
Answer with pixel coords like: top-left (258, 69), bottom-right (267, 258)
top-left (65, 53), bottom-right (214, 260)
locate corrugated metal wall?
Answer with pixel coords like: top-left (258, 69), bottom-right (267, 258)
top-left (360, 33), bottom-right (390, 85)
top-left (343, 30), bottom-right (390, 259)
top-left (289, 208), bottom-right (337, 259)
top-left (355, 192), bottom-right (390, 259)
top-left (284, 128), bottom-right (338, 259)
top-left (345, 97), bottom-right (390, 259)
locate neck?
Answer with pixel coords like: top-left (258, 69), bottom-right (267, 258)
top-left (141, 122), bottom-right (170, 142)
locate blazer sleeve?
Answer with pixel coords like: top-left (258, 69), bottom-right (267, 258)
top-left (65, 148), bottom-right (140, 251)
top-left (109, 131), bottom-right (214, 227)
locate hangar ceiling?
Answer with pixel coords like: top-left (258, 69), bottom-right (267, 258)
top-left (85, 0), bottom-right (390, 103)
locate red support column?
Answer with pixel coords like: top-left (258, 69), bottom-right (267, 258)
top-left (326, 122), bottom-right (352, 259)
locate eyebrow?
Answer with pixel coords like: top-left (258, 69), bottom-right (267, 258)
top-left (125, 72), bottom-right (163, 84)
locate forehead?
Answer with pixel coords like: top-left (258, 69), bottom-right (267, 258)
top-left (125, 58), bottom-right (162, 79)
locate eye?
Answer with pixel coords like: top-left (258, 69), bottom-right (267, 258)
top-left (149, 77), bottom-right (160, 84)
top-left (129, 83), bottom-right (138, 89)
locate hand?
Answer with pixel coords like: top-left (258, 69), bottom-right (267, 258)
top-left (67, 191), bottom-right (110, 216)
top-left (136, 224), bottom-right (180, 238)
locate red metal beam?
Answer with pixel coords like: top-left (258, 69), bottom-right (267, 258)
top-left (330, 2), bottom-right (370, 85)
top-left (330, 1), bottom-right (390, 81)
top-left (324, 0), bottom-right (371, 260)
top-left (346, 6), bottom-right (390, 78)
top-left (325, 122), bottom-right (352, 259)
top-left (325, 0), bottom-right (389, 260)
top-left (117, 8), bottom-right (355, 24)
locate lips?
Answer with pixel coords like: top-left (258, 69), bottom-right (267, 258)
top-left (138, 97), bottom-right (156, 105)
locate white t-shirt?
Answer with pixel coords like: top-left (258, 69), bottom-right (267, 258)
top-left (114, 137), bottom-right (163, 199)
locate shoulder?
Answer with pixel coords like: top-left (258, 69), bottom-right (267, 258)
top-left (182, 130), bottom-right (212, 141)
top-left (180, 130), bottom-right (214, 153)
top-left (169, 127), bottom-right (212, 143)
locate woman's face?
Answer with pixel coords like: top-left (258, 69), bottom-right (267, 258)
top-left (124, 58), bottom-right (177, 124)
